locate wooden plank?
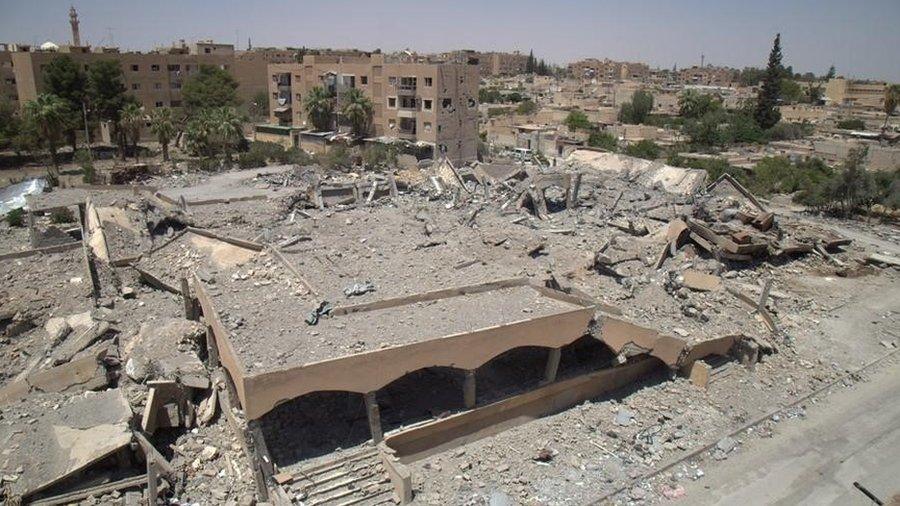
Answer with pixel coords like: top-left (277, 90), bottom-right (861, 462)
top-left (0, 241), bottom-right (81, 261)
top-left (30, 474), bottom-right (147, 506)
top-left (269, 246), bottom-right (315, 296)
top-left (185, 227), bottom-right (264, 251)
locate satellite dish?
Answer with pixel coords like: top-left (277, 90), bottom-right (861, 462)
top-left (40, 41), bottom-right (60, 51)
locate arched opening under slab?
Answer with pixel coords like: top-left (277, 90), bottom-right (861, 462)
top-left (557, 334), bottom-right (617, 380)
top-left (259, 390), bottom-right (370, 468)
top-left (377, 366), bottom-right (467, 434)
top-left (475, 345), bottom-right (551, 405)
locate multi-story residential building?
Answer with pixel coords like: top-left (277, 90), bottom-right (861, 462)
top-left (3, 8), bottom-right (295, 117)
top-left (677, 65), bottom-right (737, 87)
top-left (443, 50), bottom-right (528, 77)
top-left (825, 78), bottom-right (889, 110)
top-left (265, 53), bottom-right (479, 163)
top-left (568, 58), bottom-right (650, 81)
top-left (7, 41), bottom-right (293, 114)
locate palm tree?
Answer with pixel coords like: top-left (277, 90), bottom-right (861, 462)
top-left (24, 94), bottom-right (69, 178)
top-left (303, 86), bottom-right (334, 131)
top-left (341, 88), bottom-right (374, 137)
top-left (120, 102), bottom-right (145, 162)
top-left (149, 107), bottom-right (176, 161)
top-left (210, 107), bottom-right (244, 165)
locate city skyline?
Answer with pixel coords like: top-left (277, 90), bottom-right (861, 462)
top-left (1, 0), bottom-right (898, 82)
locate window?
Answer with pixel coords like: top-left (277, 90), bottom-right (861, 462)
top-left (170, 82), bottom-right (182, 89)
top-left (400, 96), bottom-right (417, 109)
top-left (388, 119), bottom-right (396, 130)
top-left (388, 76), bottom-right (397, 86)
top-left (204, 47), bottom-right (211, 54)
top-left (170, 100), bottom-right (182, 107)
top-left (423, 99), bottom-right (433, 111)
top-left (424, 77), bottom-right (433, 87)
top-left (360, 75), bottom-right (368, 85)
top-left (131, 83), bottom-right (140, 90)
top-left (167, 64), bottom-right (180, 72)
top-left (387, 97), bottom-right (397, 108)
top-left (184, 64), bottom-right (191, 72)
top-left (155, 101), bottom-right (164, 107)
top-left (441, 98), bottom-right (453, 110)
top-left (131, 64), bottom-right (139, 72)
top-left (151, 64), bottom-right (160, 71)
top-left (424, 122), bottom-right (432, 132)
top-left (295, 93), bottom-right (302, 101)
top-left (154, 83), bottom-right (162, 90)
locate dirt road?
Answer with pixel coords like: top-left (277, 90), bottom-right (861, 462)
top-left (679, 357), bottom-right (900, 505)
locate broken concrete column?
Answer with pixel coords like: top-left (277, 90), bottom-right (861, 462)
top-left (364, 391), bottom-right (383, 443)
top-left (463, 370), bottom-right (476, 409)
top-left (544, 348), bottom-right (562, 384)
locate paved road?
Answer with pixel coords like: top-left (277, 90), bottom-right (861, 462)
top-left (680, 359), bottom-right (900, 505)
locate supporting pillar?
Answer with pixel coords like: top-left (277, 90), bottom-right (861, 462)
top-left (544, 348), bottom-right (562, 384)
top-left (463, 370), bottom-right (476, 409)
top-left (364, 392), bottom-right (383, 443)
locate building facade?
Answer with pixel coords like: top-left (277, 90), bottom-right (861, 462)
top-left (443, 50), bottom-right (528, 77)
top-left (676, 66), bottom-right (737, 87)
top-left (825, 78), bottom-right (888, 110)
top-left (568, 58), bottom-right (650, 81)
top-left (266, 53), bottom-right (479, 163)
top-left (5, 41), bottom-right (294, 114)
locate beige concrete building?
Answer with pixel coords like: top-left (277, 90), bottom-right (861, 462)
top-left (568, 59), bottom-right (650, 81)
top-left (824, 78), bottom-right (889, 110)
top-left (265, 53), bottom-right (479, 163)
top-left (7, 41), bottom-right (293, 114)
top-left (443, 50), bottom-right (528, 77)
top-left (677, 66), bottom-right (736, 87)
top-left (0, 48), bottom-right (17, 106)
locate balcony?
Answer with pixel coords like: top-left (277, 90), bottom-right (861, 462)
top-left (397, 84), bottom-right (417, 95)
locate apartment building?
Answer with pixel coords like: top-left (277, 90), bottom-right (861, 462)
top-left (677, 65), bottom-right (736, 87)
top-left (825, 78), bottom-right (888, 110)
top-left (568, 59), bottom-right (650, 81)
top-left (266, 53), bottom-right (479, 163)
top-left (6, 41), bottom-right (294, 114)
top-left (443, 50), bottom-right (528, 77)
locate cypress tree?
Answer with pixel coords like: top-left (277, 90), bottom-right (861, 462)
top-left (754, 33), bottom-right (783, 129)
top-left (526, 50), bottom-right (535, 74)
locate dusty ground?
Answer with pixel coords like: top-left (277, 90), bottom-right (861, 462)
top-left (0, 160), bottom-right (897, 505)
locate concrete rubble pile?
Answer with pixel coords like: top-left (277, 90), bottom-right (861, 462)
top-left (0, 154), bottom-right (896, 505)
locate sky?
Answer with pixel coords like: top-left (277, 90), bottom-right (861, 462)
top-left (1, 0), bottom-right (898, 81)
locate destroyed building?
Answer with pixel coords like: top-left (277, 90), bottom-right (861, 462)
top-left (0, 149), bottom-right (898, 505)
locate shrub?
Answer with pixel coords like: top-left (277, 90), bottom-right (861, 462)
top-left (836, 118), bottom-right (866, 130)
top-left (565, 110), bottom-right (592, 131)
top-left (318, 145), bottom-right (351, 171)
top-left (362, 144), bottom-right (398, 169)
top-left (238, 149), bottom-right (268, 169)
top-left (587, 131), bottom-right (617, 151)
top-left (6, 208), bottom-right (24, 227)
top-left (49, 207), bottom-right (75, 224)
top-left (624, 139), bottom-right (661, 160)
top-left (768, 121), bottom-right (813, 141)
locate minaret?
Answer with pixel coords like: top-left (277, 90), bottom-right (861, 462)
top-left (69, 6), bottom-right (81, 46)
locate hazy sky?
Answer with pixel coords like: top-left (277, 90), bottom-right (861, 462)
top-left (2, 0), bottom-right (898, 81)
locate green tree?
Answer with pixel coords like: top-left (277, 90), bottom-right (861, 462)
top-left (526, 50), bottom-right (535, 74)
top-left (587, 131), bottom-right (617, 151)
top-left (683, 110), bottom-right (729, 148)
top-left (678, 89), bottom-right (721, 119)
top-left (182, 65), bottom-right (240, 111)
top-left (755, 34), bottom-right (784, 129)
top-left (883, 84), bottom-right (900, 130)
top-left (341, 88), bottom-right (374, 136)
top-left (516, 99), bottom-right (537, 115)
top-left (303, 86), bottom-right (334, 131)
top-left (87, 60), bottom-right (129, 159)
top-left (779, 79), bottom-right (803, 104)
top-left (565, 109), bottom-right (592, 131)
top-left (248, 91), bottom-right (270, 122)
top-left (619, 90), bottom-right (654, 124)
top-left (624, 139), bottom-right (660, 160)
top-left (0, 99), bottom-right (21, 150)
top-left (210, 107), bottom-right (244, 164)
top-left (149, 107), bottom-right (176, 161)
top-left (120, 102), bottom-right (145, 162)
top-left (825, 65), bottom-right (836, 80)
top-left (737, 67), bottom-right (766, 87)
top-left (479, 88), bottom-right (502, 103)
top-left (43, 55), bottom-right (87, 151)
top-left (24, 94), bottom-right (70, 177)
